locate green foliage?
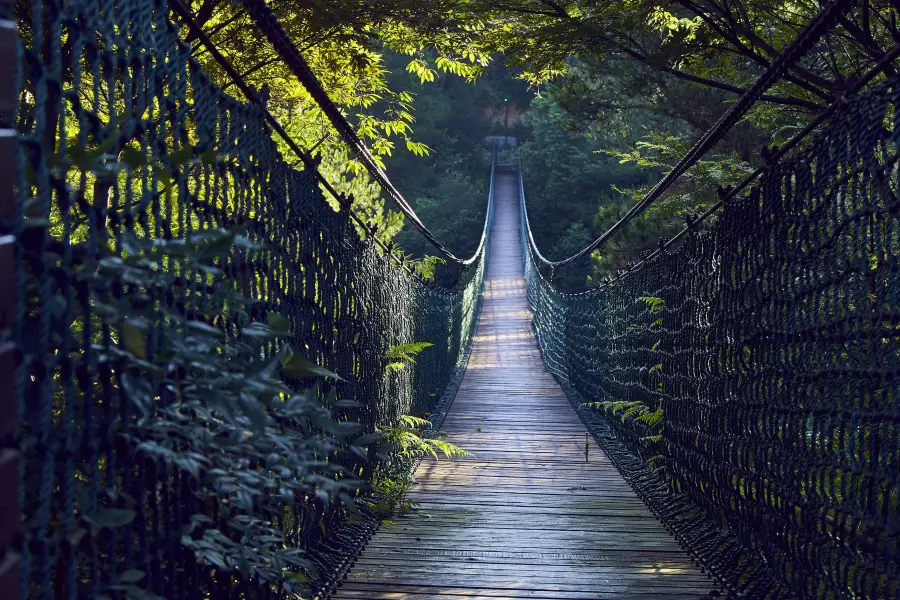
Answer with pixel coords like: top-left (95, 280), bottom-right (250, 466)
top-left (410, 255), bottom-right (446, 280)
top-left (636, 407), bottom-right (664, 429)
top-left (85, 227), bottom-right (370, 593)
top-left (639, 296), bottom-right (665, 313)
top-left (583, 295), bottom-right (667, 460)
top-left (175, 1), bottom-right (499, 249)
top-left (378, 416), bottom-right (470, 460)
top-left (367, 415), bottom-right (469, 518)
top-left (385, 54), bottom-right (525, 276)
top-left (603, 132), bottom-right (754, 217)
top-left (385, 341), bottom-right (435, 372)
top-left (548, 223), bottom-right (595, 291)
top-left (513, 95), bottom-right (654, 288)
top-left (368, 469), bottom-right (418, 518)
top-left (584, 400), bottom-right (649, 422)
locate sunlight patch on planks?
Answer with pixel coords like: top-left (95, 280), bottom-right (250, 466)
top-left (331, 167), bottom-right (721, 600)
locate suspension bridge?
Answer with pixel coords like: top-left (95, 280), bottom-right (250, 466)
top-left (331, 167), bottom-right (722, 599)
top-left (2, 0), bottom-right (898, 599)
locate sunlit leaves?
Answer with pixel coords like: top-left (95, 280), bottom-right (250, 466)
top-left (407, 58), bottom-right (437, 83)
top-left (405, 140), bottom-right (430, 157)
top-left (385, 341), bottom-right (434, 372)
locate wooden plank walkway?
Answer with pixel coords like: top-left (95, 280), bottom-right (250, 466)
top-left (332, 167), bottom-right (721, 599)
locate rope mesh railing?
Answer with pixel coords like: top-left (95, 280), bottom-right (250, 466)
top-left (521, 65), bottom-right (900, 600)
top-left (543, 0), bottom-right (855, 270)
top-left (12, 0), bottom-right (493, 598)
top-left (237, 0), bottom-right (475, 265)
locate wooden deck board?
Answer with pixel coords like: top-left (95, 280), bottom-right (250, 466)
top-left (332, 167), bottom-right (720, 600)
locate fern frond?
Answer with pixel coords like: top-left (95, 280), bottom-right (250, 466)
top-left (385, 342), bottom-right (434, 361)
top-left (636, 407), bottom-right (664, 428)
top-left (638, 296), bottom-right (665, 313)
top-left (428, 439), bottom-right (472, 458)
top-left (622, 403), bottom-right (649, 419)
top-left (399, 415), bottom-right (431, 429)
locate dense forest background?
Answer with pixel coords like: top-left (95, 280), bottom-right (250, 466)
top-left (384, 53), bottom-right (659, 291)
top-left (174, 0), bottom-right (900, 291)
top-left (382, 53), bottom-right (678, 290)
top-left (169, 0), bottom-right (900, 288)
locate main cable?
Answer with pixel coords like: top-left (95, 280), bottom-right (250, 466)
top-left (167, 0), bottom-right (419, 275)
top-left (238, 0), bottom-right (475, 265)
top-left (535, 0), bottom-right (856, 270)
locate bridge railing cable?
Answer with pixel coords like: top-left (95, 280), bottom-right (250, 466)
top-left (592, 41), bottom-right (900, 292)
top-left (167, 0), bottom-right (421, 274)
top-left (12, 1), bottom-right (495, 598)
top-left (235, 0), bottom-right (479, 265)
top-left (532, 38), bottom-right (900, 296)
top-left (519, 3), bottom-right (900, 596)
top-left (538, 0), bottom-right (856, 271)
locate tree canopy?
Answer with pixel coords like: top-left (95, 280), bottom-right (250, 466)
top-left (171, 0), bottom-right (900, 286)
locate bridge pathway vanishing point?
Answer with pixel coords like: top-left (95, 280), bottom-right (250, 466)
top-left (332, 167), bottom-right (723, 600)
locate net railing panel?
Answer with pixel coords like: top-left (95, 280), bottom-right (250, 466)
top-left (13, 0), bottom-right (491, 598)
top-left (522, 74), bottom-right (900, 599)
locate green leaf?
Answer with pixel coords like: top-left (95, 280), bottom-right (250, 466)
top-left (120, 147), bottom-right (147, 169)
top-left (386, 342), bottom-right (434, 360)
top-left (168, 145), bottom-right (195, 166)
top-left (639, 296), bottom-right (665, 313)
top-left (241, 322), bottom-right (276, 339)
top-left (268, 312), bottom-right (291, 335)
top-left (85, 508), bottom-right (136, 529)
top-left (121, 321), bottom-right (147, 359)
top-left (118, 570), bottom-right (145, 583)
top-left (354, 432), bottom-right (381, 445)
top-left (187, 321), bottom-right (221, 337)
top-left (200, 149), bottom-right (219, 165)
top-left (399, 415), bottom-right (431, 429)
top-left (282, 354), bottom-right (344, 380)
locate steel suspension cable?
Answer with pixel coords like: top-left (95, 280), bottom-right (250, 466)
top-left (532, 0), bottom-right (857, 271)
top-left (168, 0), bottom-right (418, 275)
top-left (523, 41), bottom-right (900, 297)
top-left (586, 43), bottom-right (900, 293)
top-left (236, 0), bottom-right (477, 265)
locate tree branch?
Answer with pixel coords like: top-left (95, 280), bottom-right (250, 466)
top-left (616, 45), bottom-right (823, 111)
top-left (674, 0), bottom-right (834, 101)
top-left (536, 0), bottom-right (823, 110)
